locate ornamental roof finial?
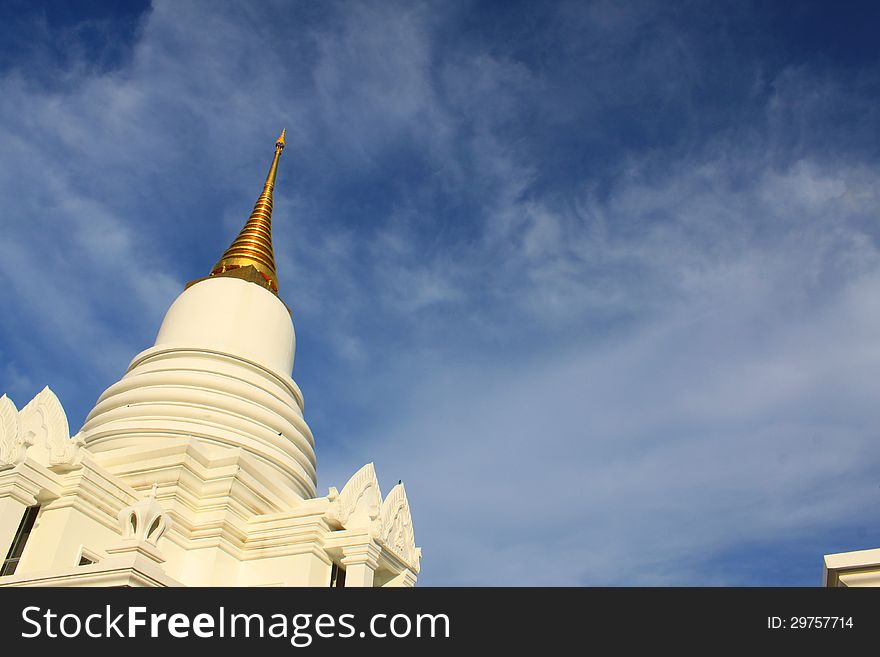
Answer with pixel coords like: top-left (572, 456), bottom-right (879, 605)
top-left (209, 130), bottom-right (287, 294)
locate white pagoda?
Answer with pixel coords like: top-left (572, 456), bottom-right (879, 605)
top-left (0, 131), bottom-right (420, 587)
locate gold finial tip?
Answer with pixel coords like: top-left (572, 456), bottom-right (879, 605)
top-left (276, 129), bottom-right (286, 149)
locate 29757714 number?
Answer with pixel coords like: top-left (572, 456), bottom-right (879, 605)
top-left (768, 616), bottom-right (854, 629)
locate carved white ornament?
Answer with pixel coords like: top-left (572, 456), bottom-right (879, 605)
top-left (379, 483), bottom-right (420, 571)
top-left (0, 394), bottom-right (28, 466)
top-left (118, 484), bottom-right (172, 547)
top-left (18, 386), bottom-right (82, 468)
top-left (327, 462), bottom-right (382, 533)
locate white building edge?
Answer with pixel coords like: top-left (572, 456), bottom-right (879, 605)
top-left (0, 131), bottom-right (420, 587)
top-left (823, 549), bottom-right (880, 587)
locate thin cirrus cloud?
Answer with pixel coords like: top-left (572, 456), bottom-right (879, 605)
top-left (0, 1), bottom-right (879, 585)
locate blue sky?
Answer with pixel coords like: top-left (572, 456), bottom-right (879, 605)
top-left (1, 0), bottom-right (879, 585)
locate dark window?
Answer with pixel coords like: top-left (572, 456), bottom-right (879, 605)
top-left (1, 505), bottom-right (40, 577)
top-left (330, 562), bottom-right (346, 588)
top-left (78, 555), bottom-right (95, 566)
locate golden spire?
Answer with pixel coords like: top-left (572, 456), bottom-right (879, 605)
top-left (210, 130), bottom-right (286, 294)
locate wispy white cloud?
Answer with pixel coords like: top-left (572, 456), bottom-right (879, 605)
top-left (320, 146), bottom-right (880, 584)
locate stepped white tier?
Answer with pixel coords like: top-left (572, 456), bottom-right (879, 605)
top-left (82, 276), bottom-right (317, 501)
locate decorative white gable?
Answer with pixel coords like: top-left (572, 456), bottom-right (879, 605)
top-left (379, 483), bottom-right (420, 572)
top-left (327, 462), bottom-right (382, 534)
top-left (0, 394), bottom-right (26, 467)
top-left (18, 386), bottom-right (82, 469)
